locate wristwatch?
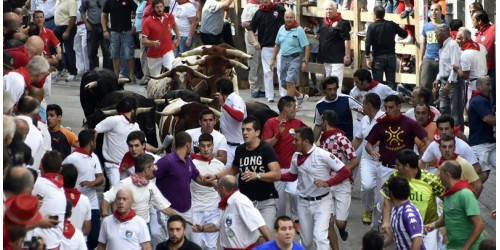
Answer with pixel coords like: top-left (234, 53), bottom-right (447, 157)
top-left (256, 173), bottom-right (261, 180)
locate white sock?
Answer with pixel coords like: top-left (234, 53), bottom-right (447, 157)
top-left (405, 7), bottom-right (411, 11)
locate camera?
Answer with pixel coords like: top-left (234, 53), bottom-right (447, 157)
top-left (22, 236), bottom-right (41, 250)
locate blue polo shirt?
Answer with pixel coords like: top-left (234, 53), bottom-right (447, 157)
top-left (314, 95), bottom-right (356, 141)
top-left (468, 94), bottom-right (495, 146)
top-left (275, 26), bottom-right (309, 56)
top-left (154, 151), bottom-right (200, 212)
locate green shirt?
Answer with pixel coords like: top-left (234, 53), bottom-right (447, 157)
top-left (381, 169), bottom-right (445, 224)
top-left (444, 189), bottom-right (484, 250)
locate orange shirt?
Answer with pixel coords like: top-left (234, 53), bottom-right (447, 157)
top-left (415, 121), bottom-right (437, 165)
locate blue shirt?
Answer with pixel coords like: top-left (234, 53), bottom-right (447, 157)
top-left (275, 26), bottom-right (309, 56)
top-left (390, 201), bottom-right (425, 250)
top-left (468, 94), bottom-right (495, 146)
top-left (135, 1), bottom-right (147, 32)
top-left (314, 95), bottom-right (357, 141)
top-left (253, 240), bottom-right (305, 250)
top-left (154, 151), bottom-right (200, 212)
top-left (421, 21), bottom-right (448, 59)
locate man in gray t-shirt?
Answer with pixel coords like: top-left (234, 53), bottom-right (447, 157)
top-left (200, 0), bottom-right (234, 45)
top-left (80, 0), bottom-right (112, 70)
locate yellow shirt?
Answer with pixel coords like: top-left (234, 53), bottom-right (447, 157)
top-left (55, 0), bottom-right (77, 26)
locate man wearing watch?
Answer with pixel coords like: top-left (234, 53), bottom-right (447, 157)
top-left (205, 116), bottom-right (281, 234)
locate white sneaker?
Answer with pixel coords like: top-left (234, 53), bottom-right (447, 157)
top-left (57, 69), bottom-right (69, 78)
top-left (296, 94), bottom-right (309, 110)
top-left (65, 74), bottom-right (76, 82)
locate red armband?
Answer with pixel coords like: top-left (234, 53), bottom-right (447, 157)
top-left (326, 167), bottom-right (351, 186)
top-left (223, 104), bottom-right (244, 122)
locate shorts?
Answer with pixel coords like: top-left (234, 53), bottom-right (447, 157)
top-left (280, 53), bottom-right (302, 87)
top-left (110, 31), bottom-right (135, 60)
top-left (330, 180), bottom-right (351, 221)
top-left (471, 143), bottom-right (495, 172)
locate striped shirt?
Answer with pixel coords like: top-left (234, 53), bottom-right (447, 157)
top-left (390, 201), bottom-right (425, 250)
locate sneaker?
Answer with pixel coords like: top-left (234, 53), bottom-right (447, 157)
top-left (297, 94), bottom-right (309, 106)
top-left (293, 220), bottom-right (300, 234)
top-left (400, 9), bottom-right (412, 19)
top-left (129, 76), bottom-right (137, 84)
top-left (268, 99), bottom-right (275, 103)
top-left (409, 9), bottom-right (415, 17)
top-left (57, 69), bottom-right (69, 79)
top-left (356, 31), bottom-right (367, 37)
top-left (339, 229), bottom-right (349, 241)
top-left (65, 74), bottom-right (76, 82)
top-left (362, 211), bottom-right (373, 226)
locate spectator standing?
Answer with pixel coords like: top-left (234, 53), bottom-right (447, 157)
top-left (97, 188), bottom-right (152, 250)
top-left (472, 11), bottom-right (495, 104)
top-left (413, 103), bottom-right (437, 157)
top-left (157, 215), bottom-right (202, 250)
top-left (54, 0), bottom-right (78, 81)
top-left (241, 0), bottom-right (265, 98)
top-left (193, 175), bottom-right (272, 249)
top-left (186, 109), bottom-right (228, 165)
top-left (31, 0), bottom-right (57, 30)
top-left (318, 1), bottom-right (351, 94)
top-left (46, 104), bottom-right (79, 159)
top-left (468, 76), bottom-right (495, 183)
top-left (74, 0), bottom-right (90, 78)
top-left (419, 3), bottom-right (446, 99)
top-left (60, 199), bottom-right (87, 250)
top-left (172, 0), bottom-right (198, 56)
top-left (199, 0), bottom-right (234, 45)
top-left (271, 10), bottom-right (310, 109)
top-left (424, 161), bottom-right (484, 250)
top-left (365, 6), bottom-right (408, 90)
top-left (60, 164), bottom-right (91, 236)
top-left (141, 0), bottom-right (180, 76)
top-left (80, 0), bottom-right (112, 70)
top-left (135, 0), bottom-right (151, 83)
top-left (254, 216), bottom-right (306, 250)
top-left (62, 129), bottom-right (104, 250)
top-left (101, 0), bottom-right (137, 80)
top-left (247, 0), bottom-right (287, 102)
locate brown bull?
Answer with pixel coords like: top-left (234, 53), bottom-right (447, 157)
top-left (146, 65), bottom-right (210, 99)
top-left (179, 44), bottom-right (252, 59)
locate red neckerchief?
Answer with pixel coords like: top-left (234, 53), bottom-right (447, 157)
top-left (471, 90), bottom-right (489, 99)
top-left (376, 113), bottom-right (402, 123)
top-left (364, 80), bottom-right (379, 91)
top-left (190, 153), bottom-right (214, 164)
top-left (12, 67), bottom-right (31, 88)
top-left (319, 128), bottom-right (346, 145)
top-left (120, 152), bottom-right (135, 173)
top-left (63, 220), bottom-right (76, 239)
top-left (443, 179), bottom-right (476, 197)
top-left (249, 0), bottom-right (259, 4)
top-left (461, 39), bottom-right (480, 51)
top-left (297, 151), bottom-right (311, 166)
top-left (259, 3), bottom-right (275, 12)
top-left (64, 187), bottom-right (81, 207)
top-left (433, 126), bottom-right (461, 142)
top-left (218, 189), bottom-right (238, 211)
top-left (285, 20), bottom-right (300, 31)
top-left (74, 148), bottom-right (92, 157)
top-left (131, 173), bottom-right (150, 187)
top-left (475, 23), bottom-right (492, 37)
top-left (3, 223), bottom-right (10, 250)
top-left (450, 30), bottom-right (458, 39)
top-left (437, 153), bottom-right (458, 167)
top-left (324, 13), bottom-right (342, 26)
top-left (421, 111), bottom-right (436, 128)
top-left (42, 173), bottom-right (64, 188)
top-left (113, 209), bottom-right (137, 222)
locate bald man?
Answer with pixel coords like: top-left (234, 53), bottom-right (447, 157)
top-left (3, 12), bottom-right (28, 36)
top-left (4, 55), bottom-right (50, 103)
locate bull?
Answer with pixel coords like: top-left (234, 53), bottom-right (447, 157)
top-left (146, 65), bottom-right (211, 99)
top-left (179, 44), bottom-right (252, 59)
top-left (80, 68), bottom-right (130, 117)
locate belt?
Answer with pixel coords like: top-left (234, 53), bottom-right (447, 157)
top-left (76, 21), bottom-right (85, 26)
top-left (45, 16), bottom-right (54, 21)
top-left (227, 142), bottom-right (240, 146)
top-left (300, 192), bottom-right (329, 201)
top-left (440, 76), bottom-right (449, 80)
top-left (469, 78), bottom-right (478, 82)
top-left (284, 52), bottom-right (301, 58)
top-left (106, 161), bottom-right (119, 165)
top-left (381, 163), bottom-right (395, 169)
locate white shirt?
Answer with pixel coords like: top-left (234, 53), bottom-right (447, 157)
top-left (190, 158), bottom-right (225, 212)
top-left (103, 177), bottom-right (171, 223)
top-left (173, 2), bottom-right (197, 36)
top-left (62, 151), bottom-right (103, 209)
top-left (34, 121), bottom-right (52, 170)
top-left (31, 0), bottom-right (57, 18)
top-left (289, 145), bottom-right (345, 197)
top-left (421, 138), bottom-right (479, 164)
top-left (404, 107), bottom-right (441, 121)
top-left (69, 194), bottom-right (92, 232)
top-left (460, 43), bottom-right (488, 79)
top-left (241, 2), bottom-right (259, 36)
top-left (15, 115), bottom-right (44, 168)
top-left (61, 226), bottom-right (87, 250)
top-left (31, 177), bottom-right (66, 249)
top-left (95, 115), bottom-right (141, 163)
top-left (220, 93), bottom-right (247, 144)
top-left (436, 37), bottom-right (461, 82)
top-left (186, 128), bottom-right (228, 155)
top-left (355, 110), bottom-right (384, 158)
top-left (216, 191), bottom-right (266, 249)
top-left (349, 83), bottom-right (398, 120)
top-left (4, 71), bottom-right (27, 103)
top-left (98, 214), bottom-right (151, 250)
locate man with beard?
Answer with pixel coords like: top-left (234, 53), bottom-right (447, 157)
top-left (62, 129), bottom-right (104, 249)
top-left (157, 215), bottom-right (202, 249)
top-left (141, 0), bottom-right (180, 75)
top-left (46, 104), bottom-right (79, 159)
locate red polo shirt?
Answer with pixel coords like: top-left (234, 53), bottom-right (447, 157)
top-left (39, 27), bottom-right (60, 57)
top-left (475, 23), bottom-right (495, 70)
top-left (142, 13), bottom-right (175, 58)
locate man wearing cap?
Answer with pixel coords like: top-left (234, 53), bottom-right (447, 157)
top-left (3, 55), bottom-right (50, 103)
top-left (3, 50), bottom-right (15, 75)
top-left (4, 194), bottom-right (43, 249)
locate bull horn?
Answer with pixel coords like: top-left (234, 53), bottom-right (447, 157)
top-left (148, 71), bottom-right (171, 80)
top-left (200, 97), bottom-right (214, 104)
top-left (102, 109), bottom-right (118, 116)
top-left (229, 59), bottom-right (249, 70)
top-left (136, 107), bottom-right (153, 114)
top-left (225, 49), bottom-right (252, 59)
top-left (155, 99), bottom-right (166, 104)
top-left (117, 78), bottom-right (130, 84)
top-left (186, 57), bottom-right (206, 66)
top-left (179, 47), bottom-right (204, 57)
top-left (85, 81), bottom-right (98, 89)
top-left (156, 109), bottom-right (179, 116)
top-left (209, 107), bottom-right (221, 117)
top-left (192, 70), bottom-right (211, 79)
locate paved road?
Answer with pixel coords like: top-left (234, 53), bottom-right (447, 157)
top-left (50, 77), bottom-right (495, 249)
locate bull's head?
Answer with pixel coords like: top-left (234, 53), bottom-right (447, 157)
top-left (180, 45), bottom-right (252, 59)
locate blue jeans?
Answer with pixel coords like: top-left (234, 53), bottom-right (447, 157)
top-left (384, 0), bottom-right (399, 13)
top-left (371, 54), bottom-right (397, 90)
top-left (174, 36), bottom-right (193, 57)
top-left (110, 31), bottom-right (135, 60)
top-left (87, 209), bottom-right (101, 250)
top-left (44, 18), bottom-right (56, 32)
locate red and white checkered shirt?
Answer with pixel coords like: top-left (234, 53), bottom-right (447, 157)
top-left (320, 131), bottom-right (357, 164)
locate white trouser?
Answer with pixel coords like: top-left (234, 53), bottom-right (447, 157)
top-left (297, 193), bottom-right (333, 250)
top-left (324, 63), bottom-right (344, 94)
top-left (74, 24), bottom-right (89, 74)
top-left (147, 51), bottom-right (175, 77)
top-left (330, 180), bottom-right (351, 221)
top-left (191, 209), bottom-right (220, 250)
top-left (262, 47), bottom-right (286, 100)
top-left (252, 198), bottom-right (277, 236)
top-left (360, 157), bottom-right (378, 212)
top-left (423, 228), bottom-right (438, 250)
top-left (226, 144), bottom-right (238, 168)
top-left (104, 162), bottom-right (120, 187)
top-left (466, 79), bottom-right (477, 110)
top-left (471, 143), bottom-right (496, 171)
top-left (373, 164), bottom-right (396, 230)
top-left (275, 169), bottom-right (298, 221)
top-left (43, 74), bottom-right (51, 103)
